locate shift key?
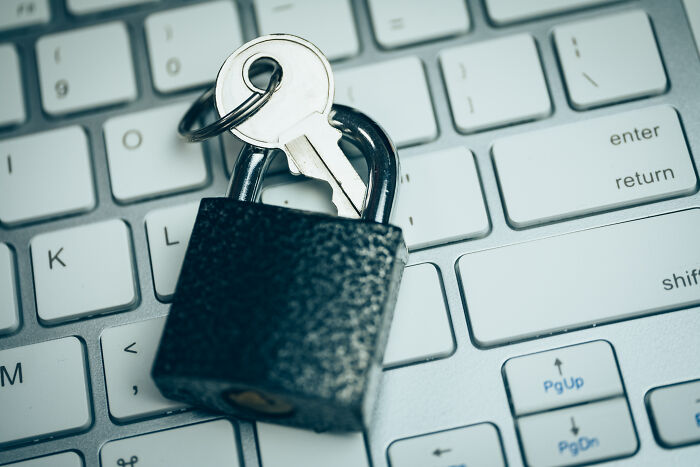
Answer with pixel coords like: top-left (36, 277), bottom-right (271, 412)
top-left (493, 105), bottom-right (697, 228)
top-left (459, 209), bottom-right (700, 347)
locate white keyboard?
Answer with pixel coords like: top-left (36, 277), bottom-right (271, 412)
top-left (1, 1), bottom-right (700, 466)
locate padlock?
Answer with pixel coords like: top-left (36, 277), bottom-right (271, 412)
top-left (152, 104), bottom-right (407, 432)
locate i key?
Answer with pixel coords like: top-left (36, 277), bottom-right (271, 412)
top-left (214, 34), bottom-right (366, 218)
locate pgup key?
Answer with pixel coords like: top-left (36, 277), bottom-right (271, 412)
top-left (214, 34), bottom-right (367, 218)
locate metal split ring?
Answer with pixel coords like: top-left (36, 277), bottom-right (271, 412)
top-left (178, 61), bottom-right (283, 143)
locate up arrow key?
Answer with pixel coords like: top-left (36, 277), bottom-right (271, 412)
top-left (124, 342), bottom-right (137, 354)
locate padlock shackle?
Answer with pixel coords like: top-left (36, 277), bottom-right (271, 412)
top-left (329, 104), bottom-right (398, 224)
top-left (228, 104), bottom-right (399, 224)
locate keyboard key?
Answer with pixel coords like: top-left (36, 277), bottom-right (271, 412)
top-left (145, 1), bottom-right (242, 93)
top-left (36, 22), bottom-right (136, 115)
top-left (101, 316), bottom-right (186, 422)
top-left (554, 10), bottom-right (667, 109)
top-left (518, 398), bottom-right (637, 466)
top-left (145, 202), bottom-right (199, 301)
top-left (0, 0), bottom-right (50, 32)
top-left (0, 244), bottom-right (19, 336)
top-left (685, 0), bottom-right (700, 57)
top-left (0, 126), bottom-right (95, 226)
top-left (254, 0), bottom-right (359, 61)
top-left (262, 147), bottom-right (486, 249)
top-left (104, 102), bottom-right (207, 203)
top-left (458, 209), bottom-right (700, 347)
top-left (388, 423), bottom-right (505, 467)
top-left (0, 44), bottom-right (26, 127)
top-left (335, 57), bottom-right (437, 148)
top-left (504, 341), bottom-right (623, 415)
top-left (367, 0), bottom-right (469, 49)
top-left (647, 379), bottom-right (700, 447)
top-left (31, 219), bottom-right (137, 324)
top-left (67, 0), bottom-right (156, 15)
top-left (3, 452), bottom-right (82, 467)
top-left (0, 337), bottom-right (91, 447)
top-left (493, 105), bottom-right (697, 228)
top-left (383, 264), bottom-right (453, 368)
top-left (100, 420), bottom-right (240, 467)
top-left (257, 422), bottom-right (369, 467)
top-left (485, 0), bottom-right (617, 25)
top-left (440, 34), bottom-right (551, 133)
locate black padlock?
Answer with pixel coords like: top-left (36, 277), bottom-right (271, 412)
top-left (153, 104), bottom-right (407, 432)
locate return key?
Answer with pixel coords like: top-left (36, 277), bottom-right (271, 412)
top-left (493, 105), bottom-right (697, 228)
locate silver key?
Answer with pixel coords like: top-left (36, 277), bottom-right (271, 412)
top-left (214, 34), bottom-right (366, 218)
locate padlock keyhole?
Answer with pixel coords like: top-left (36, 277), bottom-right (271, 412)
top-left (245, 56), bottom-right (283, 94)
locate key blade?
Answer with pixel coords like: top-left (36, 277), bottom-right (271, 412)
top-left (280, 113), bottom-right (367, 219)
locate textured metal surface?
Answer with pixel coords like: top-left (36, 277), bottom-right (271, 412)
top-left (153, 198), bottom-right (406, 432)
top-left (0, 0), bottom-right (699, 466)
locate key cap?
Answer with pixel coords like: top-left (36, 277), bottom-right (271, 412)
top-left (254, 0), bottom-right (359, 61)
top-left (145, 202), bottom-right (199, 301)
top-left (68, 0), bottom-right (156, 15)
top-left (36, 22), bottom-right (136, 115)
top-left (3, 452), bottom-right (82, 467)
top-left (383, 264), bottom-right (453, 368)
top-left (554, 10), bottom-right (667, 109)
top-left (493, 105), bottom-right (697, 228)
top-left (458, 209), bottom-right (700, 347)
top-left (367, 0), bottom-right (470, 49)
top-left (440, 34), bottom-right (551, 133)
top-left (0, 244), bottom-right (19, 335)
top-left (104, 102), bottom-right (207, 203)
top-left (0, 126), bottom-right (95, 226)
top-left (485, 0), bottom-right (617, 25)
top-left (0, 44), bottom-right (26, 127)
top-left (100, 420), bottom-right (240, 467)
top-left (647, 379), bottom-right (700, 447)
top-left (257, 422), bottom-right (369, 467)
top-left (518, 398), bottom-right (637, 466)
top-left (685, 0), bottom-right (700, 59)
top-left (504, 341), bottom-right (623, 415)
top-left (145, 1), bottom-right (243, 93)
top-left (0, 337), bottom-right (91, 447)
top-left (388, 423), bottom-right (506, 467)
top-left (263, 146), bottom-right (489, 250)
top-left (216, 36), bottom-right (366, 218)
top-left (335, 56), bottom-right (437, 148)
top-left (31, 219), bottom-right (137, 324)
top-left (0, 0), bottom-right (50, 32)
top-left (101, 317), bottom-right (186, 421)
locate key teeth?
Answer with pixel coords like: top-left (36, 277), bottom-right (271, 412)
top-left (286, 154), bottom-right (301, 175)
top-left (331, 187), bottom-right (362, 219)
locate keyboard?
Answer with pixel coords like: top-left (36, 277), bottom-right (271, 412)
top-left (1, 0), bottom-right (699, 465)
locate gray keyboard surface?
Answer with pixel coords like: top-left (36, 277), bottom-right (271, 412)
top-left (1, 0), bottom-right (700, 466)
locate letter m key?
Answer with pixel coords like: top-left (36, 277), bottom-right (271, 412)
top-left (0, 362), bottom-right (23, 387)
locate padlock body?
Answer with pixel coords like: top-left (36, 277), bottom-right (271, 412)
top-left (153, 198), bottom-right (407, 432)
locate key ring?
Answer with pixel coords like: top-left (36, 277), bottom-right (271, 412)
top-left (178, 61), bottom-right (283, 143)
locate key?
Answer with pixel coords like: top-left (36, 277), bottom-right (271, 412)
top-left (0, 44), bottom-right (26, 127)
top-left (3, 452), bottom-right (82, 467)
top-left (647, 379), bottom-right (700, 447)
top-left (388, 423), bottom-right (506, 467)
top-left (215, 35), bottom-right (366, 218)
top-left (0, 0), bottom-right (50, 32)
top-left (458, 209), bottom-right (700, 347)
top-left (68, 0), bottom-right (156, 15)
top-left (0, 126), bottom-right (95, 226)
top-left (100, 420), bottom-right (240, 467)
top-left (504, 341), bottom-right (623, 415)
top-left (0, 337), bottom-right (91, 447)
top-left (493, 105), bottom-right (697, 228)
top-left (31, 219), bottom-right (137, 324)
top-left (257, 422), bottom-right (369, 467)
top-left (0, 243), bottom-right (20, 335)
top-left (485, 0), bottom-right (619, 25)
top-left (101, 317), bottom-right (186, 421)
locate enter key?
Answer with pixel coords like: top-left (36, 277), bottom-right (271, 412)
top-left (504, 340), bottom-right (624, 415)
